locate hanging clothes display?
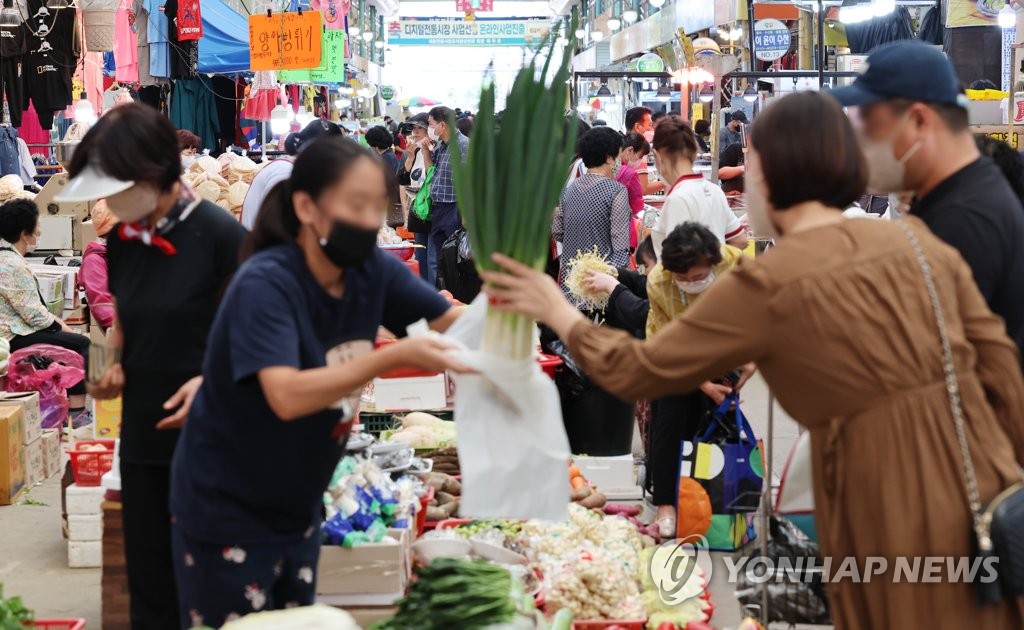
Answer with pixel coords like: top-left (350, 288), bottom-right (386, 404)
top-left (81, 53), bottom-right (105, 115)
top-left (169, 76), bottom-right (219, 152)
top-left (23, 1), bottom-right (80, 130)
top-left (164, 0), bottom-right (197, 80)
top-left (113, 0), bottom-right (139, 83)
top-left (0, 22), bottom-right (26, 127)
top-left (143, 0), bottom-right (170, 79)
top-left (310, 0), bottom-right (349, 31)
top-left (16, 137), bottom-right (36, 185)
top-left (16, 102), bottom-right (52, 150)
top-left (243, 71), bottom-right (277, 121)
top-left (210, 75), bottom-right (239, 149)
top-left (0, 126), bottom-right (22, 176)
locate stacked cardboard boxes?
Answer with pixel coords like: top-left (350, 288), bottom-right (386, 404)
top-left (1, 393), bottom-right (59, 488)
top-left (0, 405), bottom-right (25, 505)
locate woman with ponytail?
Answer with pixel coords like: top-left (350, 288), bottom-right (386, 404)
top-left (170, 136), bottom-right (465, 628)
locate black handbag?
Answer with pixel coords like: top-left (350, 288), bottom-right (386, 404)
top-left (900, 221), bottom-right (1024, 605)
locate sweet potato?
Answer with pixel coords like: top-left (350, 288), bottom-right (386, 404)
top-left (440, 500), bottom-right (459, 516)
top-left (426, 506), bottom-right (446, 521)
top-left (578, 490), bottom-right (607, 509)
top-left (436, 491), bottom-right (456, 506)
top-left (604, 503), bottom-right (641, 517)
top-left (441, 477), bottom-right (462, 495)
top-left (570, 486), bottom-right (592, 502)
top-left (425, 473), bottom-right (448, 492)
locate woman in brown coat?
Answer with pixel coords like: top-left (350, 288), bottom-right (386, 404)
top-left (482, 92), bottom-right (1024, 628)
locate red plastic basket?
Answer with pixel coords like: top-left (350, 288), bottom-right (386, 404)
top-left (415, 486), bottom-right (435, 537)
top-left (375, 340), bottom-right (441, 379)
top-left (69, 439), bottom-right (116, 487)
top-left (538, 354), bottom-right (563, 380)
top-left (28, 620), bottom-right (87, 630)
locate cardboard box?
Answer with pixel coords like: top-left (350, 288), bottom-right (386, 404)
top-left (24, 436), bottom-right (44, 487)
top-left (41, 429), bottom-right (61, 479)
top-left (573, 454), bottom-right (641, 500)
top-left (317, 528), bottom-right (410, 597)
top-left (34, 273), bottom-right (64, 304)
top-left (0, 406), bottom-right (25, 505)
top-left (0, 392), bottom-right (42, 445)
top-left (62, 306), bottom-right (87, 326)
top-left (372, 375), bottom-right (447, 412)
top-left (93, 397), bottom-right (122, 439)
top-left (68, 540), bottom-right (102, 568)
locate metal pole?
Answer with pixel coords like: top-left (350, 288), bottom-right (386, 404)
top-left (816, 0), bottom-right (825, 88)
top-left (711, 77), bottom-right (721, 181)
top-left (747, 0), bottom-right (757, 70)
top-left (759, 391), bottom-right (775, 626)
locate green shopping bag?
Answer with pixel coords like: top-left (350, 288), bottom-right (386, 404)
top-left (412, 165), bottom-right (435, 221)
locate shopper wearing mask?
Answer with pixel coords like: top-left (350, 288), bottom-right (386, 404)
top-left (482, 91), bottom-right (1024, 629)
top-left (617, 132), bottom-right (649, 249)
top-left (693, 119), bottom-right (711, 153)
top-left (552, 127), bottom-right (632, 295)
top-left (719, 110), bottom-right (746, 150)
top-left (0, 198), bottom-right (90, 410)
top-left (625, 106), bottom-right (654, 143)
top-left (60, 104), bottom-right (247, 630)
top-left (170, 137), bottom-right (466, 627)
top-left (177, 130), bottom-right (201, 171)
top-left (833, 40), bottom-right (1024, 359)
top-left (650, 117), bottom-right (748, 257)
top-left (240, 119), bottom-right (343, 230)
top-left (364, 125), bottom-right (404, 228)
top-left (397, 113), bottom-right (433, 282)
top-left (80, 200), bottom-right (118, 332)
top-left (424, 106), bottom-right (470, 285)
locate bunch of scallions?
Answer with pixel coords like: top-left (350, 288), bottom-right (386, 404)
top-left (451, 25), bottom-right (578, 361)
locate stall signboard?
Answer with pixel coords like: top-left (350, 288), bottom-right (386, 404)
top-left (249, 11), bottom-right (324, 71)
top-left (753, 18), bottom-right (791, 62)
top-left (278, 30), bottom-right (346, 83)
top-left (628, 52), bottom-right (665, 73)
top-left (380, 85), bottom-right (396, 101)
top-left (948, 0), bottom-right (1020, 27)
top-left (387, 17), bottom-right (550, 46)
top-left (455, 0), bottom-right (493, 11)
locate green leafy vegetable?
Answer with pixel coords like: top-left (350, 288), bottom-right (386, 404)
top-left (0, 583), bottom-right (35, 630)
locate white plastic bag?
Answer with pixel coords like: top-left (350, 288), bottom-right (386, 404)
top-left (442, 296), bottom-right (571, 521)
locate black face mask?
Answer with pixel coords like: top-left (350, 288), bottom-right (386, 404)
top-left (317, 219), bottom-right (378, 268)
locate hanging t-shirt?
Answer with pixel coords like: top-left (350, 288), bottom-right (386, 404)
top-left (170, 244), bottom-right (450, 544)
top-left (311, 0), bottom-right (349, 30)
top-left (113, 0), bottom-right (139, 83)
top-left (143, 0), bottom-right (170, 78)
top-left (164, 0), bottom-right (197, 79)
top-left (106, 200), bottom-right (246, 465)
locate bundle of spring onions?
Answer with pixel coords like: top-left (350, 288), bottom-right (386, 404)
top-left (451, 24), bottom-right (578, 361)
top-left (564, 246), bottom-right (617, 312)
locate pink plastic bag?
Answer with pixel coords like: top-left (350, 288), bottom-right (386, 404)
top-left (5, 344), bottom-right (85, 429)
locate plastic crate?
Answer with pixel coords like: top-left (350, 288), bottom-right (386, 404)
top-left (69, 439), bottom-right (116, 487)
top-left (416, 486), bottom-right (435, 537)
top-left (29, 620), bottom-right (87, 630)
top-left (358, 413), bottom-right (399, 436)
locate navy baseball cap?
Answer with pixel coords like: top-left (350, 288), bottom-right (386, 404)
top-left (830, 40), bottom-right (967, 109)
top-left (730, 110), bottom-right (748, 123)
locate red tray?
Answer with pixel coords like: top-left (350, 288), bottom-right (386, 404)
top-left (29, 621), bottom-right (87, 630)
top-left (538, 353), bottom-right (562, 380)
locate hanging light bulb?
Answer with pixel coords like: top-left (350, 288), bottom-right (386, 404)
top-left (574, 27), bottom-right (586, 38)
top-left (374, 39), bottom-right (385, 49)
top-left (649, 0), bottom-right (664, 7)
top-left (656, 84), bottom-right (671, 103)
top-left (592, 30), bottom-right (604, 41)
top-left (698, 86), bottom-right (714, 103)
top-left (871, 0), bottom-right (895, 17)
top-left (999, 4), bottom-right (1017, 29)
top-left (334, 97), bottom-right (352, 109)
top-left (742, 84), bottom-right (758, 103)
top-left (73, 93), bottom-right (96, 125)
top-left (622, 8), bottom-right (638, 22)
top-left (607, 17), bottom-right (621, 30)
top-left (45, 0), bottom-right (68, 9)
top-left (349, 24), bottom-right (361, 36)
top-left (270, 104), bottom-right (292, 136)
top-left (596, 83), bottom-right (612, 96)
top-left (295, 106), bottom-right (314, 127)
top-left (0, 0), bottom-right (21, 26)
top-left (362, 31), bottom-right (374, 42)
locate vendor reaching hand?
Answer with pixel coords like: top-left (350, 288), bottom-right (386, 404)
top-left (169, 136), bottom-right (466, 628)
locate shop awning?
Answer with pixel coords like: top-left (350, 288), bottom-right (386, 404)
top-left (197, 0), bottom-right (251, 74)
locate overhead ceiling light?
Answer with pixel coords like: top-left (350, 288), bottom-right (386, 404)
top-left (622, 8), bottom-right (638, 22)
top-left (649, 0), bottom-right (664, 7)
top-left (295, 106), bottom-right (314, 127)
top-left (73, 93), bottom-right (96, 125)
top-left (656, 84), bottom-right (671, 103)
top-left (334, 97), bottom-right (351, 109)
top-left (592, 30), bottom-right (604, 41)
top-left (374, 39), bottom-right (385, 48)
top-left (349, 24), bottom-right (361, 36)
top-left (871, 0), bottom-right (895, 17)
top-left (698, 85), bottom-right (714, 103)
top-left (270, 105), bottom-right (292, 136)
top-left (574, 27), bottom-right (586, 38)
top-left (607, 17), bottom-right (621, 30)
top-left (362, 31), bottom-right (374, 42)
top-left (1000, 4), bottom-right (1017, 29)
top-left (742, 84), bottom-right (758, 103)
top-left (596, 83), bottom-right (612, 96)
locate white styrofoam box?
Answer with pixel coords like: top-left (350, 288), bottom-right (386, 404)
top-left (66, 483), bottom-right (105, 515)
top-left (573, 454), bottom-right (637, 494)
top-left (67, 540), bottom-right (102, 568)
top-left (372, 375), bottom-right (447, 412)
top-left (0, 392), bottom-right (42, 445)
top-left (67, 514), bottom-right (103, 541)
top-left (24, 437), bottom-right (44, 487)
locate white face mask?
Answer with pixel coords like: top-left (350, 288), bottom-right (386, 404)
top-left (861, 115), bottom-right (923, 194)
top-left (105, 184), bottom-right (160, 224)
top-left (676, 272), bottom-right (715, 295)
top-left (427, 126), bottom-right (440, 142)
top-left (24, 234), bottom-right (37, 254)
top-left (643, 130), bottom-right (655, 143)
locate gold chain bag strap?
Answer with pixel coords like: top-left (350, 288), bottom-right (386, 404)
top-left (898, 220), bottom-right (1024, 605)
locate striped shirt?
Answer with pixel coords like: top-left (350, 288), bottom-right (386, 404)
top-left (553, 173), bottom-right (631, 294)
top-left (430, 131), bottom-right (470, 204)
